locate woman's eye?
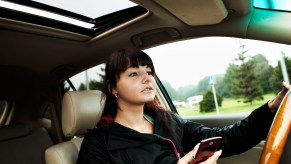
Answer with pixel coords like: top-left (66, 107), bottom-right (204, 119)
top-left (129, 72), bottom-right (138, 77)
top-left (147, 71), bottom-right (153, 76)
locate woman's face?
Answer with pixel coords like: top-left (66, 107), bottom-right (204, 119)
top-left (113, 65), bottom-right (156, 106)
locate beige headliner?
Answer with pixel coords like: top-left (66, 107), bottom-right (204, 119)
top-left (154, 0), bottom-right (228, 25)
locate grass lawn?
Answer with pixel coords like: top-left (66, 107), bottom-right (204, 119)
top-left (177, 93), bottom-right (276, 117)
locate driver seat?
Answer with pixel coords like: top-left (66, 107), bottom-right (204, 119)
top-left (45, 90), bottom-right (105, 164)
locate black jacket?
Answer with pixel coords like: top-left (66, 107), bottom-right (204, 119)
top-left (77, 103), bottom-right (275, 164)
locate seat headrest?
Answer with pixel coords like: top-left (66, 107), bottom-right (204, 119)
top-left (62, 90), bottom-right (105, 137)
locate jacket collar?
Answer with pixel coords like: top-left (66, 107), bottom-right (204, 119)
top-left (107, 122), bottom-right (162, 150)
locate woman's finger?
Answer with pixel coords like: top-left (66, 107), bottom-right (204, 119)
top-left (177, 143), bottom-right (200, 164)
top-left (187, 143), bottom-right (200, 163)
top-left (200, 150), bottom-right (222, 164)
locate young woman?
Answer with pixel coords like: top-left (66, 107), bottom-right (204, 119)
top-left (77, 47), bottom-right (290, 164)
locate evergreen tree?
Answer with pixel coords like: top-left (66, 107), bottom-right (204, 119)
top-left (78, 66), bottom-right (106, 91)
top-left (199, 89), bottom-right (223, 113)
top-left (78, 83), bottom-right (86, 90)
top-left (89, 80), bottom-right (103, 90)
top-left (220, 64), bottom-right (237, 97)
top-left (269, 53), bottom-right (291, 93)
top-left (252, 54), bottom-right (274, 93)
top-left (162, 81), bottom-right (181, 101)
top-left (231, 41), bottom-right (264, 105)
top-left (178, 84), bottom-right (198, 101)
top-left (196, 76), bottom-right (210, 95)
top-left (89, 66), bottom-right (105, 90)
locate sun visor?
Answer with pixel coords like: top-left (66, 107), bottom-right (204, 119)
top-left (154, 0), bottom-right (228, 25)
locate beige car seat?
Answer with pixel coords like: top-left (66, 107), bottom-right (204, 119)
top-left (0, 124), bottom-right (54, 164)
top-left (45, 90), bottom-right (105, 164)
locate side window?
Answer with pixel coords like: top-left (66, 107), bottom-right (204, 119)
top-left (145, 37), bottom-right (291, 117)
top-left (67, 64), bottom-right (105, 91)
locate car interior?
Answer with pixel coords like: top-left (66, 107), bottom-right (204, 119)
top-left (0, 0), bottom-right (291, 163)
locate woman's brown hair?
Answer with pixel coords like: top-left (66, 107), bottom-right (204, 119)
top-left (101, 47), bottom-right (180, 149)
top-left (102, 47), bottom-right (157, 117)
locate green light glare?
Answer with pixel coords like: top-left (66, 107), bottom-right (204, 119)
top-left (254, 0), bottom-right (291, 12)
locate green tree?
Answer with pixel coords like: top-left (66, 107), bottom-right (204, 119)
top-left (199, 89), bottom-right (223, 113)
top-left (231, 43), bottom-right (264, 104)
top-left (162, 81), bottom-right (181, 101)
top-left (219, 64), bottom-right (237, 98)
top-left (90, 66), bottom-right (105, 90)
top-left (78, 83), bottom-right (86, 90)
top-left (177, 85), bottom-right (198, 101)
top-left (89, 80), bottom-right (103, 90)
top-left (196, 76), bottom-right (210, 95)
top-left (252, 54), bottom-right (274, 93)
top-left (269, 53), bottom-right (291, 93)
top-left (78, 66), bottom-right (105, 91)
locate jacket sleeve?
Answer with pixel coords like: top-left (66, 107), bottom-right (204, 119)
top-left (77, 129), bottom-right (112, 164)
top-left (181, 103), bottom-right (275, 157)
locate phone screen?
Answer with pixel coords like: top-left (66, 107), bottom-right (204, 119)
top-left (192, 136), bottom-right (222, 164)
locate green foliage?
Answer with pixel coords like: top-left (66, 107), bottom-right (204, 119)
top-left (218, 54), bottom-right (273, 99)
top-left (269, 54), bottom-right (291, 93)
top-left (196, 77), bottom-right (210, 95)
top-left (89, 80), bottom-right (103, 90)
top-left (252, 54), bottom-right (274, 93)
top-left (232, 60), bottom-right (264, 104)
top-left (79, 80), bottom-right (103, 91)
top-left (199, 89), bottom-right (223, 113)
top-left (177, 93), bottom-right (274, 117)
top-left (230, 42), bottom-right (264, 104)
top-left (77, 66), bottom-right (105, 91)
top-left (163, 49), bottom-right (291, 109)
top-left (177, 85), bottom-right (198, 101)
top-left (219, 65), bottom-right (237, 98)
top-left (162, 81), bottom-right (181, 101)
top-left (78, 83), bottom-right (87, 90)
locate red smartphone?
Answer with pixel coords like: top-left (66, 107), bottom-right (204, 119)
top-left (191, 136), bottom-right (222, 164)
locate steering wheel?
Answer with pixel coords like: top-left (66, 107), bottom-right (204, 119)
top-left (260, 89), bottom-right (291, 163)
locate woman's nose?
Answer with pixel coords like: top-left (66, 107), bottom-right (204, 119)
top-left (142, 73), bottom-right (150, 83)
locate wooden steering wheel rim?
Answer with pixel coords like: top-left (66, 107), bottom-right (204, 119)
top-left (260, 89), bottom-right (291, 164)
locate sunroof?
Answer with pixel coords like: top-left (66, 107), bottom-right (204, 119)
top-left (0, 1), bottom-right (94, 28)
top-left (32, 0), bottom-right (137, 19)
top-left (0, 0), bottom-right (147, 36)
top-left (253, 0), bottom-right (291, 12)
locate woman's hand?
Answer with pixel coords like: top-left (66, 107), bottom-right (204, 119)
top-left (268, 81), bottom-right (291, 113)
top-left (177, 143), bottom-right (222, 164)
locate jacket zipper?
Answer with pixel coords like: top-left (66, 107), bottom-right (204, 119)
top-left (162, 138), bottom-right (181, 159)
